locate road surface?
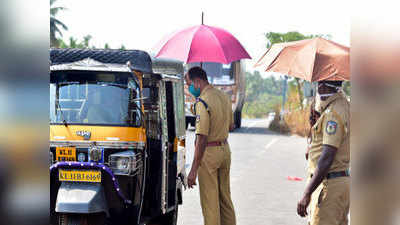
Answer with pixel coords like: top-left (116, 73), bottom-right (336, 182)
top-left (179, 118), bottom-right (308, 225)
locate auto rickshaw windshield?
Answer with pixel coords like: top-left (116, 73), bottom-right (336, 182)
top-left (50, 70), bottom-right (142, 127)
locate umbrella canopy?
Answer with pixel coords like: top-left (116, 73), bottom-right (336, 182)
top-left (254, 37), bottom-right (349, 82)
top-left (153, 25), bottom-right (251, 64)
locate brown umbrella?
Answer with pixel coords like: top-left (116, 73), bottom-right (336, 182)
top-left (254, 37), bottom-right (349, 82)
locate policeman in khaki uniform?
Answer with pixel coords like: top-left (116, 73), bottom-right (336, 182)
top-left (297, 80), bottom-right (350, 225)
top-left (185, 67), bottom-right (236, 225)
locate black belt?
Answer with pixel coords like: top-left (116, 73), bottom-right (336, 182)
top-left (310, 170), bottom-right (350, 179)
top-left (326, 170), bottom-right (350, 179)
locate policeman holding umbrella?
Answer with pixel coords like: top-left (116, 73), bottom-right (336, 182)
top-left (297, 80), bottom-right (350, 225)
top-left (255, 37), bottom-right (350, 225)
top-left (153, 16), bottom-right (251, 225)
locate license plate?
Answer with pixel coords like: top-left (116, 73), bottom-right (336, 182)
top-left (58, 170), bottom-right (101, 183)
top-left (56, 147), bottom-right (76, 161)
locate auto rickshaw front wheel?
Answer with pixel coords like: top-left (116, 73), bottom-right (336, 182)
top-left (58, 213), bottom-right (107, 225)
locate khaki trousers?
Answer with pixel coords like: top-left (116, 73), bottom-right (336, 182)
top-left (198, 144), bottom-right (236, 225)
top-left (309, 177), bottom-right (350, 225)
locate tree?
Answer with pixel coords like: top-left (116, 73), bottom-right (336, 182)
top-left (58, 35), bottom-right (126, 51)
top-left (59, 35), bottom-right (93, 49)
top-left (265, 31), bottom-right (331, 49)
top-left (50, 0), bottom-right (68, 47)
top-left (242, 71), bottom-right (284, 118)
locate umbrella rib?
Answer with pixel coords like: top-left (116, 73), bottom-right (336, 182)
top-left (187, 25), bottom-right (207, 63)
top-left (266, 51), bottom-right (282, 72)
top-left (309, 39), bottom-right (318, 82)
top-left (254, 47), bottom-right (272, 68)
top-left (205, 26), bottom-right (229, 64)
top-left (184, 26), bottom-right (203, 63)
top-left (157, 26), bottom-right (199, 63)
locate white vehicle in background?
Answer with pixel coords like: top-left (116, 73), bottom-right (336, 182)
top-left (184, 60), bottom-right (246, 129)
top-left (268, 112), bottom-right (276, 120)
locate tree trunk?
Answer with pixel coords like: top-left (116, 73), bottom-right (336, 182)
top-left (295, 78), bottom-right (303, 110)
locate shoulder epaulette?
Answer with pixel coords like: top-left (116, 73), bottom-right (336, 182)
top-left (194, 97), bottom-right (210, 115)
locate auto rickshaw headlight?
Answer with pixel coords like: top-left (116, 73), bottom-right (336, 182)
top-left (109, 150), bottom-right (137, 175)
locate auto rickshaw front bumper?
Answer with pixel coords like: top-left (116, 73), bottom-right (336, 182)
top-left (56, 182), bottom-right (109, 216)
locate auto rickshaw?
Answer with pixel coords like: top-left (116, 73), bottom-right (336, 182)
top-left (49, 48), bottom-right (187, 225)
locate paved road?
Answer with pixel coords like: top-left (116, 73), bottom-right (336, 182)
top-left (179, 118), bottom-right (308, 225)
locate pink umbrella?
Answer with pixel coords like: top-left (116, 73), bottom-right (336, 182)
top-left (153, 24), bottom-right (251, 64)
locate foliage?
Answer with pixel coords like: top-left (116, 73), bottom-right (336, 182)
top-left (59, 35), bottom-right (93, 49)
top-left (242, 71), bottom-right (283, 118)
top-left (58, 35), bottom-right (127, 50)
top-left (50, 0), bottom-right (68, 47)
top-left (268, 96), bottom-right (311, 137)
top-left (283, 86), bottom-right (310, 136)
top-left (265, 31), bottom-right (331, 49)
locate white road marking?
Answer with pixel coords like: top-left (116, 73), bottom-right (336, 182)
top-left (265, 138), bottom-right (278, 150)
top-left (258, 138), bottom-right (279, 156)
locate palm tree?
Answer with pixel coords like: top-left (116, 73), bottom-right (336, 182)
top-left (50, 0), bottom-right (68, 47)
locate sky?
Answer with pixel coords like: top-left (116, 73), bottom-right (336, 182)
top-left (55, 0), bottom-right (350, 76)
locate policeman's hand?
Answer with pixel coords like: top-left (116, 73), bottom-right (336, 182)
top-left (297, 193), bottom-right (311, 217)
top-left (187, 169), bottom-right (198, 189)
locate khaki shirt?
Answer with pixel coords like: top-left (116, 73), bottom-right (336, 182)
top-left (195, 85), bottom-right (233, 142)
top-left (308, 92), bottom-right (350, 175)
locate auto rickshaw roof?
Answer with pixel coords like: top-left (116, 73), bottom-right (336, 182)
top-left (50, 49), bottom-right (184, 78)
top-left (50, 48), bottom-right (153, 73)
top-left (151, 57), bottom-right (184, 76)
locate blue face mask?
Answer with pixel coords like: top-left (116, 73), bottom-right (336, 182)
top-left (189, 84), bottom-right (201, 97)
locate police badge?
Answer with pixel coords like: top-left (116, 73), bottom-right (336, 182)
top-left (326, 121), bottom-right (337, 135)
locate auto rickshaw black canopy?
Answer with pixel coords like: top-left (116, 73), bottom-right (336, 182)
top-left (50, 48), bottom-right (153, 74)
